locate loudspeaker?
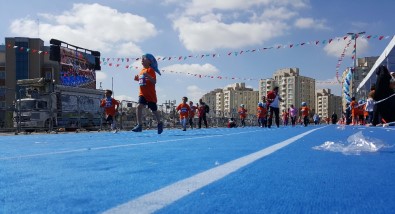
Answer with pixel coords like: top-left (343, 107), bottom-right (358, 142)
top-left (49, 45), bottom-right (60, 62)
top-left (50, 39), bottom-right (62, 46)
top-left (91, 51), bottom-right (101, 70)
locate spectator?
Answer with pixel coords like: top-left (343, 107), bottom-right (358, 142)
top-left (198, 99), bottom-right (208, 128)
top-left (331, 112), bottom-right (338, 124)
top-left (228, 118), bottom-right (237, 128)
top-left (372, 65), bottom-right (395, 126)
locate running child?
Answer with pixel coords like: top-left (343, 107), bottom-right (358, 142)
top-left (257, 102), bottom-right (267, 128)
top-left (100, 89), bottom-right (120, 132)
top-left (300, 102), bottom-right (310, 127)
top-left (188, 101), bottom-right (197, 129)
top-left (238, 104), bottom-right (247, 127)
top-left (132, 53), bottom-right (163, 134)
top-left (176, 97), bottom-right (191, 131)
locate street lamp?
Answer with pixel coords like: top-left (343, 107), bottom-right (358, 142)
top-left (347, 31), bottom-right (365, 97)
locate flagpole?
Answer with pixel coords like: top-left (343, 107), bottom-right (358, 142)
top-left (346, 31), bottom-right (365, 97)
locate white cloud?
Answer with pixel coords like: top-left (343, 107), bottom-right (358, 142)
top-left (10, 3), bottom-right (157, 55)
top-left (116, 42), bottom-right (143, 57)
top-left (183, 0), bottom-right (308, 16)
top-left (294, 18), bottom-right (330, 30)
top-left (95, 71), bottom-right (108, 82)
top-left (323, 37), bottom-right (369, 58)
top-left (186, 85), bottom-right (205, 102)
top-left (259, 7), bottom-right (298, 21)
top-left (114, 94), bottom-right (135, 102)
top-left (162, 63), bottom-right (220, 75)
top-left (316, 77), bottom-right (342, 96)
top-left (170, 0), bottom-right (315, 52)
top-left (173, 17), bottom-right (287, 52)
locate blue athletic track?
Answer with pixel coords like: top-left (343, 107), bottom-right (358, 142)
top-left (1, 125), bottom-right (395, 214)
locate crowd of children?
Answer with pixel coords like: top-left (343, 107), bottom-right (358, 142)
top-left (101, 54), bottom-right (394, 132)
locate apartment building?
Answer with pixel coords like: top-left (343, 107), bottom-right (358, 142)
top-left (341, 56), bottom-right (378, 109)
top-left (259, 68), bottom-right (315, 113)
top-left (214, 83), bottom-right (259, 118)
top-left (0, 37), bottom-right (58, 128)
top-left (315, 89), bottom-right (342, 121)
top-left (201, 88), bottom-right (222, 117)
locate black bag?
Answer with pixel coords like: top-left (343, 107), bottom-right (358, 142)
top-left (205, 105), bottom-right (210, 113)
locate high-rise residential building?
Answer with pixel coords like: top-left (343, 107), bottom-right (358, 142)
top-left (341, 56), bottom-right (378, 109)
top-left (201, 88), bottom-right (222, 117)
top-left (315, 89), bottom-right (342, 121)
top-left (0, 37), bottom-right (58, 128)
top-left (214, 82), bottom-right (259, 118)
top-left (353, 57), bottom-right (378, 97)
top-left (259, 68), bottom-right (315, 113)
top-left (258, 78), bottom-right (275, 102)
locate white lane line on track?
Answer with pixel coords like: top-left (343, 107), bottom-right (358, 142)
top-left (103, 126), bottom-right (325, 214)
top-left (0, 130), bottom-right (260, 161)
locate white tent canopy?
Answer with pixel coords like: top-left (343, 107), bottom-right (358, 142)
top-left (357, 35), bottom-right (395, 93)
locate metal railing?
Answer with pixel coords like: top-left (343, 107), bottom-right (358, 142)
top-left (2, 94), bottom-right (268, 134)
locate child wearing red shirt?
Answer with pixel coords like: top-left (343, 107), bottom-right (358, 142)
top-left (188, 101), bottom-right (197, 129)
top-left (257, 102), bottom-right (267, 128)
top-left (238, 104), bottom-right (247, 127)
top-left (176, 97), bottom-right (191, 131)
top-left (100, 89), bottom-right (120, 132)
top-left (300, 102), bottom-right (310, 127)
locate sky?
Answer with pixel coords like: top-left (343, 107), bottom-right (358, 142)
top-left (1, 0), bottom-right (394, 105)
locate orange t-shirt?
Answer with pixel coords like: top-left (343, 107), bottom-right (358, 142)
top-left (257, 106), bottom-right (267, 118)
top-left (176, 103), bottom-right (191, 119)
top-left (350, 100), bottom-right (358, 116)
top-left (238, 107), bottom-right (247, 119)
top-left (138, 67), bottom-right (157, 103)
top-left (301, 106), bottom-right (309, 117)
top-left (100, 97), bottom-right (119, 116)
top-left (189, 105), bottom-right (197, 118)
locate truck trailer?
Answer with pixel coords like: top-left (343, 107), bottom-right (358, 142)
top-left (14, 79), bottom-right (104, 131)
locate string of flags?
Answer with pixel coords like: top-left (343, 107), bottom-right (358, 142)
top-left (6, 34), bottom-right (390, 61)
top-left (6, 34), bottom-right (391, 85)
top-left (335, 38), bottom-right (353, 83)
top-left (139, 66), bottom-right (340, 85)
top-left (98, 34), bottom-right (391, 68)
top-left (6, 44), bottom-right (48, 54)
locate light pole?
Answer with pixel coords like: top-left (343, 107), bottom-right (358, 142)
top-left (18, 88), bottom-right (24, 133)
top-left (347, 31), bottom-right (365, 97)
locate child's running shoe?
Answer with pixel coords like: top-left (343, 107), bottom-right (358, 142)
top-left (157, 122), bottom-right (163, 134)
top-left (132, 124), bottom-right (142, 132)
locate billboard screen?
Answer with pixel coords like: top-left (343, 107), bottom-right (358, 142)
top-left (59, 46), bottom-right (97, 89)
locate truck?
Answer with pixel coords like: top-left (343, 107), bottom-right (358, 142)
top-left (13, 78), bottom-right (104, 131)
